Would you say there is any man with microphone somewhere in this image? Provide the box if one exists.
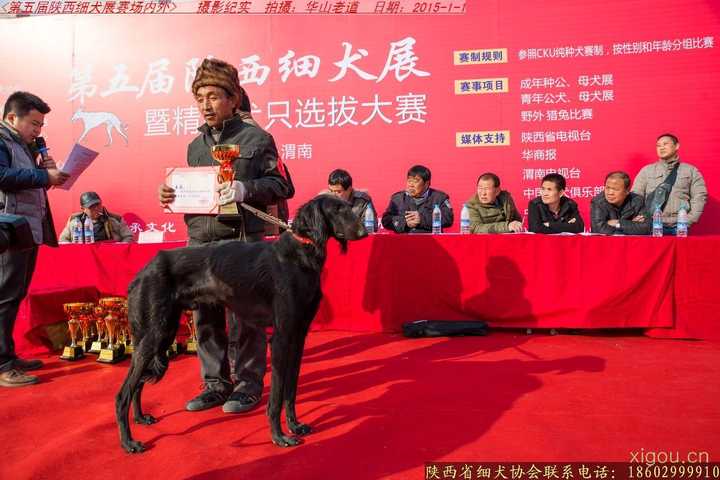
[0,91,69,387]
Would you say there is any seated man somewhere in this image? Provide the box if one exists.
[466,172,523,233]
[591,171,650,235]
[528,173,584,234]
[381,164,453,233]
[631,133,707,235]
[327,168,377,229]
[59,191,133,242]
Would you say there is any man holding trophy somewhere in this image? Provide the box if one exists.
[159,58,291,413]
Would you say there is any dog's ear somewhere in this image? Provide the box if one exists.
[293,197,329,246]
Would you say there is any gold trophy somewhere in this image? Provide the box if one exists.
[89,305,108,354]
[120,302,134,355]
[163,304,179,357]
[184,310,198,354]
[211,144,241,221]
[97,297,126,364]
[60,303,86,360]
[167,336,180,357]
[77,302,96,352]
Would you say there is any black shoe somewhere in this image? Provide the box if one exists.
[222,391,260,413]
[13,358,43,371]
[186,388,228,412]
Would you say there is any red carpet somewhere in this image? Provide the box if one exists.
[1,331,718,480]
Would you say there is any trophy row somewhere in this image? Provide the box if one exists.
[60,300,198,364]
[59,144,239,363]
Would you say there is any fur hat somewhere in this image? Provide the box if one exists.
[191,58,245,105]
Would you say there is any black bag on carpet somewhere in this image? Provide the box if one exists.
[402,320,489,338]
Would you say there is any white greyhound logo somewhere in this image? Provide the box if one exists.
[72,108,129,146]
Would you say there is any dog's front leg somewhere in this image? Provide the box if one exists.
[285,301,318,436]
[268,331,302,447]
[284,335,311,436]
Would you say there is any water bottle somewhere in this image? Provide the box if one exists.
[364,204,375,234]
[432,204,442,234]
[460,204,470,234]
[377,219,387,234]
[676,205,688,238]
[83,216,95,243]
[71,217,83,244]
[652,206,663,238]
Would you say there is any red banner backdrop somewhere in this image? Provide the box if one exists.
[1,1,719,240]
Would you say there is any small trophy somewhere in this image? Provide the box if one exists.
[211,144,241,221]
[164,305,180,357]
[60,303,86,361]
[120,302,135,355]
[97,297,126,364]
[78,302,96,352]
[167,338,180,357]
[184,310,198,354]
[89,305,108,353]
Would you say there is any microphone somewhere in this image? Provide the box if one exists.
[35,137,49,167]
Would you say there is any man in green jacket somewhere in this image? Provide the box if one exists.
[466,172,523,233]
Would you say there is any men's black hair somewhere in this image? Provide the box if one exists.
[477,172,500,188]
[407,165,431,183]
[604,171,631,190]
[3,91,51,119]
[542,173,566,191]
[328,169,353,190]
[657,133,679,144]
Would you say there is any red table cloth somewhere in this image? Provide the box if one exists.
[14,234,720,353]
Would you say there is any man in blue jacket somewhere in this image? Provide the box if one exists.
[381,165,453,233]
[0,91,69,387]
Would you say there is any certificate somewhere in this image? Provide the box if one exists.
[164,167,219,214]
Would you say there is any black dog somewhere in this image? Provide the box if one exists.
[115,195,367,453]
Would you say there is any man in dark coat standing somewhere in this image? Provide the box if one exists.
[159,58,291,413]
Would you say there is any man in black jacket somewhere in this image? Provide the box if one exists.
[159,58,291,413]
[0,92,69,387]
[527,173,584,234]
[327,169,377,230]
[590,171,650,235]
[381,165,453,233]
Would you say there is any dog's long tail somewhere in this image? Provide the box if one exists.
[141,349,171,384]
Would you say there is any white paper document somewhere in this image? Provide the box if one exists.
[57,143,100,190]
[164,167,219,214]
[138,231,165,243]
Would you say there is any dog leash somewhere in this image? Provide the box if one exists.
[239,202,316,246]
[239,202,292,231]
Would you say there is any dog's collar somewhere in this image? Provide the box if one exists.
[292,232,315,247]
